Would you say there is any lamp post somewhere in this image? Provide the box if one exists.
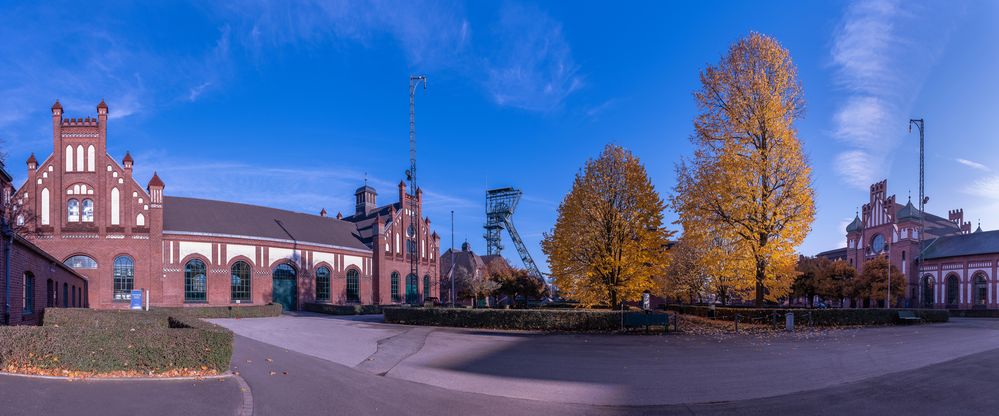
[884,241,890,309]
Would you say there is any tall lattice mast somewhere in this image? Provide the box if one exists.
[484,188,546,287]
[408,75,427,303]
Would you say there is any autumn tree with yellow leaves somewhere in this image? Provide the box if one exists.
[672,33,815,306]
[543,144,673,307]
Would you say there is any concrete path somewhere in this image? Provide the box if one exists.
[0,374,242,416]
[211,313,999,406]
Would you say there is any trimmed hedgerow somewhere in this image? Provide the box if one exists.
[665,305,949,326]
[152,304,283,319]
[303,303,383,316]
[0,308,245,376]
[384,307,624,331]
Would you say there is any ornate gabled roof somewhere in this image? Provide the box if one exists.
[147,171,164,188]
[846,215,863,233]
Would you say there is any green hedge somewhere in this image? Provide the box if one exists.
[151,304,283,319]
[303,303,383,315]
[384,307,626,331]
[0,308,244,376]
[666,305,949,326]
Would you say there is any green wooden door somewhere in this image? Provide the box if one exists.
[272,264,297,311]
[406,274,419,304]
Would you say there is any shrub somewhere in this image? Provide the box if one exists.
[384,307,627,331]
[665,305,948,326]
[1,308,245,377]
[303,303,382,315]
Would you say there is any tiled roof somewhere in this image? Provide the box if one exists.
[922,230,999,260]
[341,202,403,246]
[816,247,848,261]
[163,196,369,251]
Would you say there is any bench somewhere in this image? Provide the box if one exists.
[623,312,670,333]
[897,310,922,324]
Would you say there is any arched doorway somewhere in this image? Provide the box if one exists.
[921,275,934,307]
[406,273,419,304]
[272,263,298,311]
[946,274,960,307]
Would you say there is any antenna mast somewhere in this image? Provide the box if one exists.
[407,75,427,304]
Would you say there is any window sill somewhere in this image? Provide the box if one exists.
[184,301,208,304]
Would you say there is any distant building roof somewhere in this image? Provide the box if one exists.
[163,196,369,251]
[922,230,999,260]
[341,201,404,247]
[816,247,848,261]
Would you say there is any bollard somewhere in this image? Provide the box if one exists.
[735,314,741,333]
[785,312,795,332]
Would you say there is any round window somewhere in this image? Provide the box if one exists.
[871,234,885,253]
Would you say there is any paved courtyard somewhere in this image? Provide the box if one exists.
[4,314,999,415]
[210,313,999,406]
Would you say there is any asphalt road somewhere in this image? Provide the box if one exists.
[231,332,999,416]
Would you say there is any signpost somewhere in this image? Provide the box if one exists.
[130,289,143,310]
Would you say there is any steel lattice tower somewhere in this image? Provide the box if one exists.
[484,188,546,287]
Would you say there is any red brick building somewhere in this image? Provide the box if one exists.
[1,160,88,325]
[826,179,999,309]
[12,101,440,310]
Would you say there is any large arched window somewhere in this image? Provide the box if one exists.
[113,256,134,301]
[65,255,98,269]
[67,199,80,222]
[87,145,95,172]
[82,199,94,222]
[946,274,960,306]
[974,273,988,306]
[184,259,207,303]
[66,145,74,172]
[136,213,145,226]
[110,187,120,225]
[63,283,69,307]
[406,273,418,304]
[921,275,934,307]
[22,272,34,315]
[316,267,331,302]
[76,145,84,172]
[231,261,252,303]
[391,272,400,302]
[346,269,360,303]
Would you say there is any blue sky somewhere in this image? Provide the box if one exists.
[2,1,998,273]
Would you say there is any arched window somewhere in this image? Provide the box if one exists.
[113,256,134,301]
[41,188,50,225]
[184,259,207,303]
[67,199,79,222]
[136,213,145,226]
[22,272,34,315]
[87,145,95,172]
[922,275,934,307]
[71,285,76,307]
[63,283,68,307]
[46,279,54,307]
[391,272,400,302]
[65,255,98,269]
[66,145,74,171]
[110,187,120,225]
[82,199,94,222]
[974,274,988,306]
[346,269,360,303]
[424,275,431,301]
[231,261,252,303]
[406,273,418,304]
[76,145,84,172]
[16,214,24,226]
[946,274,960,306]
[316,267,331,302]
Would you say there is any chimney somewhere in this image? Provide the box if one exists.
[320,208,327,217]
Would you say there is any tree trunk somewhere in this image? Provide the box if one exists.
[754,260,766,307]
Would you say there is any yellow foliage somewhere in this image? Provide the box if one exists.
[543,144,674,307]
[671,32,815,305]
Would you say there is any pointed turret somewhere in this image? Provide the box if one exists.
[26,153,37,170]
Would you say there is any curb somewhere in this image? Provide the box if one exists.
[233,372,254,416]
[0,370,233,382]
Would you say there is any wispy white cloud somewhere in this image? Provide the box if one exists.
[484,2,582,112]
[964,175,999,200]
[956,158,991,172]
[828,0,961,189]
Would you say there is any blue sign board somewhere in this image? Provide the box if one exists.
[130,290,143,310]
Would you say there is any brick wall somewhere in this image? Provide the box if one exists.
[0,235,88,325]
